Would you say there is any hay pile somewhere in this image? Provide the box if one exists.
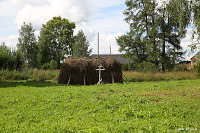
[58,57,122,85]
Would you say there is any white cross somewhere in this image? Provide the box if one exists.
[96,64,105,84]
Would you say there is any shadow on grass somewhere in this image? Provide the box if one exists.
[0,80,68,88]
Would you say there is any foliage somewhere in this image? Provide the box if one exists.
[190,1,200,51]
[0,69,59,81]
[0,70,31,80]
[0,43,24,70]
[50,60,58,70]
[38,16,76,67]
[31,69,59,81]
[72,30,92,57]
[136,61,159,73]
[122,63,129,71]
[0,80,199,132]
[0,43,12,70]
[117,0,191,72]
[17,22,38,68]
[40,63,50,70]
[196,62,200,77]
[173,64,188,71]
[122,63,135,71]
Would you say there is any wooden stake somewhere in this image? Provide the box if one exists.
[111,72,114,84]
[84,74,86,85]
[67,75,71,85]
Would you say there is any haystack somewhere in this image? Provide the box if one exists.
[58,57,122,85]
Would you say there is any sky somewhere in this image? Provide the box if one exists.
[0,0,197,60]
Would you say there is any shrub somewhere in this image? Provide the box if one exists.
[0,69,59,81]
[31,70,58,81]
[50,60,58,70]
[136,62,158,73]
[173,64,188,71]
[0,70,31,80]
[122,64,129,71]
[41,63,50,70]
[0,43,24,70]
[196,62,200,77]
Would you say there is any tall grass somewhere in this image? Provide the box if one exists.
[0,69,59,81]
[123,71,198,82]
[0,69,198,82]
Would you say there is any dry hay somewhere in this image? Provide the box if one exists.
[58,57,123,85]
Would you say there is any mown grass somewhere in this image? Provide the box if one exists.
[0,80,200,132]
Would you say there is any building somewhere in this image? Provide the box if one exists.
[188,52,200,69]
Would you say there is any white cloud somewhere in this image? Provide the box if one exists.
[0,0,128,54]
[5,0,195,56]
[15,0,91,29]
[75,22,96,41]
[90,32,124,54]
[87,0,124,10]
[0,35,18,48]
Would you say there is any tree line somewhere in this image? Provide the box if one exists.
[0,16,91,70]
[117,0,200,72]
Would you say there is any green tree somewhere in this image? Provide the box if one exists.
[190,0,200,51]
[116,32,147,63]
[117,0,190,72]
[0,42,24,70]
[38,16,76,67]
[13,49,24,70]
[72,30,92,57]
[118,0,159,66]
[157,0,190,72]
[0,43,12,70]
[17,22,38,68]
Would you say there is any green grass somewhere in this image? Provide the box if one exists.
[123,71,198,82]
[0,80,200,132]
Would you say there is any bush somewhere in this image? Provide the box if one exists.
[173,64,188,71]
[0,69,59,81]
[41,63,50,70]
[136,62,158,73]
[196,62,200,77]
[122,64,129,71]
[0,43,24,70]
[50,60,58,70]
[0,70,31,80]
[122,63,135,71]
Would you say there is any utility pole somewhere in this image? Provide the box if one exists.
[97,32,99,58]
[110,45,111,56]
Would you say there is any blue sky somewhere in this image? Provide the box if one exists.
[0,0,196,59]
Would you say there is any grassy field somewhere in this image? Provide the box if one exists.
[0,80,200,132]
[123,71,198,82]
[1,69,198,82]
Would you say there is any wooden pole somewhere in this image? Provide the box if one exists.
[67,75,71,85]
[84,73,86,85]
[110,45,111,56]
[97,32,99,58]
[111,72,114,84]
